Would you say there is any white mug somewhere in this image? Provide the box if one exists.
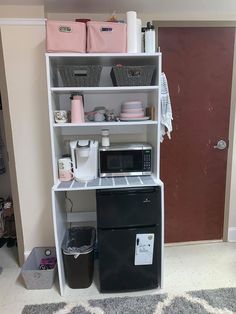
[58,157,73,181]
[54,110,68,123]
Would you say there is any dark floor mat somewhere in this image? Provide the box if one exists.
[7,238,16,248]
[0,238,7,248]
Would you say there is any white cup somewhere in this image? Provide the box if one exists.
[58,157,73,181]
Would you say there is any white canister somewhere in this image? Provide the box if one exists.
[101,129,110,147]
[58,157,73,181]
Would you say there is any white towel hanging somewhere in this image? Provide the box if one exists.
[160,72,173,142]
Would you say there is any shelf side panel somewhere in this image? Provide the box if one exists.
[52,190,67,296]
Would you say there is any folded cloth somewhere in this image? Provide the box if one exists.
[0,128,5,175]
[160,72,173,142]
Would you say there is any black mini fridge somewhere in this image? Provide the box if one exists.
[96,186,162,292]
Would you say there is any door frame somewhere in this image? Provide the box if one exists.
[154,21,236,242]
[0,29,25,265]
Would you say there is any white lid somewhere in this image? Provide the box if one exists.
[101,129,109,136]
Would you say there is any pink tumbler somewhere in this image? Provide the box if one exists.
[71,94,85,123]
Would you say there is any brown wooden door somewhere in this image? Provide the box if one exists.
[158,27,235,242]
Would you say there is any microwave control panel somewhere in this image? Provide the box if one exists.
[143,150,152,172]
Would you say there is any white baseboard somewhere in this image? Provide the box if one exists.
[165,239,223,247]
[228,227,236,242]
[24,250,31,261]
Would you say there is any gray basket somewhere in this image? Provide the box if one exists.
[110,65,155,86]
[21,247,57,290]
[55,65,102,87]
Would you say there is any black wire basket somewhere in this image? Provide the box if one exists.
[54,65,102,87]
[110,65,155,86]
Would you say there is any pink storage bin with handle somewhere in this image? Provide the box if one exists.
[46,20,86,53]
[87,21,127,53]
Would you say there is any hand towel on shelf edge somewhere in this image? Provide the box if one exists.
[160,72,173,142]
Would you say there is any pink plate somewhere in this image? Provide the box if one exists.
[121,108,144,113]
[120,112,145,118]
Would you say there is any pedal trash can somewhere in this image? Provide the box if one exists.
[62,227,96,289]
[21,247,57,290]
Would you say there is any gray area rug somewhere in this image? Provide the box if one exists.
[22,287,236,314]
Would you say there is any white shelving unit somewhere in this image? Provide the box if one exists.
[45,52,164,296]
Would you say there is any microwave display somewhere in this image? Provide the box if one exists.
[105,151,142,172]
[99,144,152,177]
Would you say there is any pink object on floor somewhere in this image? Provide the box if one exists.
[87,21,127,53]
[46,20,86,52]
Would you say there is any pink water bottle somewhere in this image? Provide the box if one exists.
[71,94,85,123]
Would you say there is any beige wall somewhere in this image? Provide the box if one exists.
[226,31,236,236]
[0,5,44,18]
[0,25,54,254]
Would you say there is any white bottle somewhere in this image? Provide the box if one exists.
[145,22,156,53]
[101,129,110,147]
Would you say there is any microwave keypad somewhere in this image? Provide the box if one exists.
[143,151,151,171]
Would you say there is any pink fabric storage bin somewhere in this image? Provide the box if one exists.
[46,20,86,53]
[87,21,127,53]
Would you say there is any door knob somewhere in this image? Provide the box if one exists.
[214,140,227,150]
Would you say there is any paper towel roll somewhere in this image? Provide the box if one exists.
[127,11,137,53]
[137,18,142,53]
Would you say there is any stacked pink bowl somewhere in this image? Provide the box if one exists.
[120,101,147,121]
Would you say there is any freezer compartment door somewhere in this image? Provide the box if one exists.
[98,225,161,292]
[96,186,161,228]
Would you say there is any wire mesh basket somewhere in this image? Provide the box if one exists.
[54,65,102,87]
[110,65,155,86]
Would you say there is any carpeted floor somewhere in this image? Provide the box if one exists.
[22,287,236,314]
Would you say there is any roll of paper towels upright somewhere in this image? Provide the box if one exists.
[137,18,142,53]
[127,11,138,53]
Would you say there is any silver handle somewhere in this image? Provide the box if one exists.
[214,140,227,150]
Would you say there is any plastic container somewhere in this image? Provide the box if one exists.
[21,247,57,290]
[62,227,96,289]
[145,22,156,53]
[54,65,102,87]
[101,129,110,147]
[46,20,86,53]
[110,65,155,86]
[87,21,127,53]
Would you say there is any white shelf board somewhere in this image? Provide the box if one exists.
[46,52,162,58]
[53,175,161,192]
[50,86,159,94]
[53,121,157,128]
